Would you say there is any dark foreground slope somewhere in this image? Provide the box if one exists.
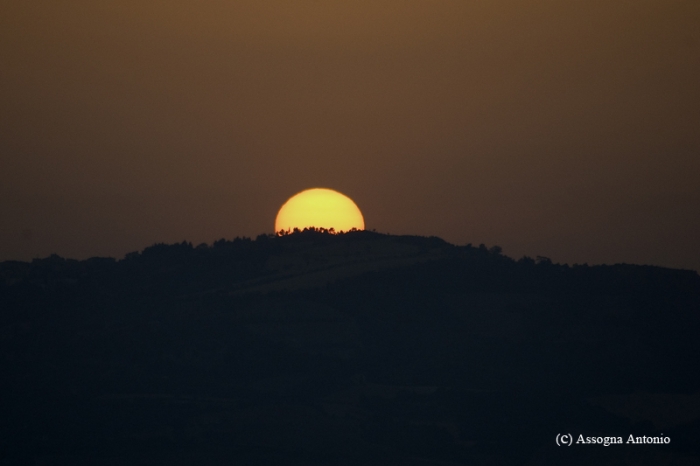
[2,230,700,465]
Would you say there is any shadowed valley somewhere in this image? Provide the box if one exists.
[2,230,700,465]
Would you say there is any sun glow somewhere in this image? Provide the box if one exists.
[275,188,365,234]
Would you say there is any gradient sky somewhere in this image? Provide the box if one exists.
[1,1,699,270]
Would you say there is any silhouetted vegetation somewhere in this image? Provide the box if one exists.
[1,231,699,464]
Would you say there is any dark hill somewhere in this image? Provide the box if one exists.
[2,230,700,465]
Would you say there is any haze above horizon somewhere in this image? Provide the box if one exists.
[1,1,698,271]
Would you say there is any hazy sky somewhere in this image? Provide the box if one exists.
[1,1,699,270]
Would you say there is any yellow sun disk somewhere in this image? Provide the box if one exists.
[275,188,365,233]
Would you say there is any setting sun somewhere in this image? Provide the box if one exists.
[275,188,365,234]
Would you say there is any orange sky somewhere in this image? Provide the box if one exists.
[1,1,699,270]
